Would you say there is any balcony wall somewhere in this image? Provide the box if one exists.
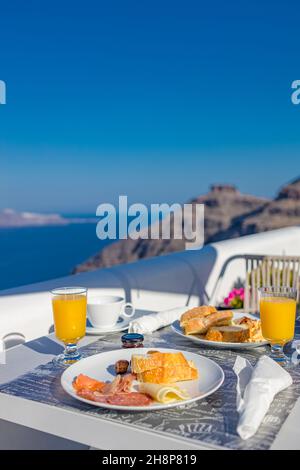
[0,226,300,346]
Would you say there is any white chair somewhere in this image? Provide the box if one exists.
[209,254,300,313]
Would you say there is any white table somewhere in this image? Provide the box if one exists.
[0,333,300,450]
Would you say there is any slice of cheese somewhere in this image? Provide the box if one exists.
[139,383,190,403]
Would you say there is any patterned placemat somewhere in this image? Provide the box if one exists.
[1,325,300,450]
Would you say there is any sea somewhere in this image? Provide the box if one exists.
[0,222,115,291]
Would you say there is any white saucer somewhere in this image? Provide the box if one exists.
[86,316,130,335]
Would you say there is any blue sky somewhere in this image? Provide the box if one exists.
[0,0,300,212]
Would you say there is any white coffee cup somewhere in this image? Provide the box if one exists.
[87,295,135,329]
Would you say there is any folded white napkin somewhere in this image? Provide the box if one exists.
[233,355,292,440]
[128,307,187,334]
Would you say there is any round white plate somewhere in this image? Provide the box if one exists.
[86,316,130,335]
[172,312,269,349]
[61,347,224,411]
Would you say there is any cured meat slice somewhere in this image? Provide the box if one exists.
[107,392,152,406]
[77,389,109,403]
[73,373,151,407]
[119,373,135,393]
[73,374,106,392]
[102,375,122,394]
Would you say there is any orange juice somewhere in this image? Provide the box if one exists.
[260,297,296,344]
[52,294,87,343]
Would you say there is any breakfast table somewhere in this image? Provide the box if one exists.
[0,311,300,450]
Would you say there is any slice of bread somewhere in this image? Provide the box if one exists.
[205,324,250,343]
[131,352,189,374]
[137,363,199,384]
[184,310,233,335]
[180,305,217,327]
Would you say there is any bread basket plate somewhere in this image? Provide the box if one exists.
[172,312,269,349]
[61,347,224,411]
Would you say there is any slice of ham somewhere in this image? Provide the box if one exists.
[73,372,152,407]
[73,374,106,392]
[77,389,109,403]
[77,389,151,406]
[107,392,152,406]
[102,375,122,394]
[101,373,136,394]
[119,373,136,393]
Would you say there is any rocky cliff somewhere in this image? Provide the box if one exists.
[74,178,300,273]
[73,184,268,272]
[214,177,300,240]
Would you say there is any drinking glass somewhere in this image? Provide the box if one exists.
[51,287,87,366]
[259,286,297,365]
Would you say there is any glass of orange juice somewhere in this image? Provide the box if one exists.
[51,287,87,366]
[259,286,297,365]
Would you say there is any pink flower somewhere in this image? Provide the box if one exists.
[223,287,245,308]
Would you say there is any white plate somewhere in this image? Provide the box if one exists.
[86,316,130,335]
[171,312,269,349]
[61,347,224,411]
